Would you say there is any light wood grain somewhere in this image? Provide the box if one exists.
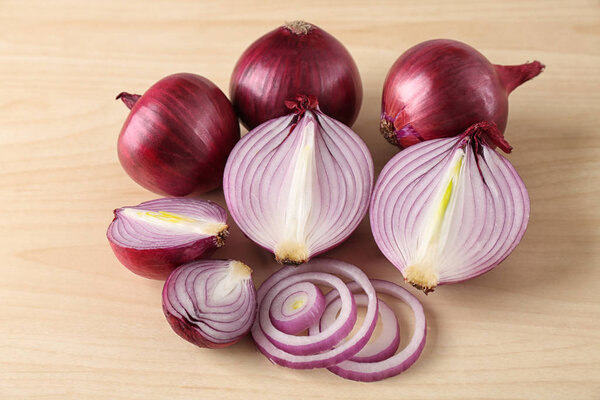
[1,0,599,398]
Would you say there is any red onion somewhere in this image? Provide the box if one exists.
[230,21,362,130]
[117,73,240,196]
[223,96,373,265]
[380,39,544,148]
[252,259,378,369]
[371,122,530,293]
[162,259,257,349]
[107,197,228,279]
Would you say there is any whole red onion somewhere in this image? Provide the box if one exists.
[117,73,240,196]
[380,39,544,149]
[230,21,362,130]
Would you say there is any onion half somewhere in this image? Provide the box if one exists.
[162,259,257,348]
[107,198,228,279]
[223,97,373,265]
[371,122,530,293]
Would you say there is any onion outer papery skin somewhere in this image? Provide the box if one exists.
[117,73,240,196]
[162,259,257,349]
[313,293,400,363]
[380,39,544,149]
[370,125,530,293]
[230,21,362,130]
[107,198,228,280]
[251,258,378,369]
[223,108,374,265]
[321,280,427,382]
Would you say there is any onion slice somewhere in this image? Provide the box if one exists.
[370,122,530,293]
[323,280,427,382]
[107,197,228,279]
[251,258,378,369]
[314,293,400,363]
[162,259,257,349]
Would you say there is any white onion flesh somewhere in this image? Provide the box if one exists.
[370,130,529,293]
[223,109,373,264]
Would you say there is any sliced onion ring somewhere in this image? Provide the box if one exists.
[313,293,400,363]
[325,279,427,382]
[251,258,378,369]
[270,282,325,335]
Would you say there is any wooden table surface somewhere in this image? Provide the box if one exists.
[1,0,599,398]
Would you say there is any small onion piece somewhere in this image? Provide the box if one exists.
[320,280,427,382]
[162,259,257,349]
[269,282,326,335]
[380,39,544,149]
[117,73,240,196]
[107,197,228,279]
[230,21,362,130]
[223,96,374,265]
[371,122,530,293]
[251,258,378,369]
[314,293,400,363]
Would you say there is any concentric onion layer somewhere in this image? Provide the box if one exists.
[223,110,374,264]
[270,282,326,335]
[322,280,427,382]
[370,134,529,292]
[107,197,228,279]
[162,259,257,348]
[314,293,400,363]
[251,259,378,369]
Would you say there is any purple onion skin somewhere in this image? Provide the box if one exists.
[380,39,544,149]
[108,236,219,280]
[230,22,362,130]
[117,73,240,196]
[163,307,237,349]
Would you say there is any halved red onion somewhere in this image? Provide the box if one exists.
[223,97,374,265]
[371,122,530,293]
[270,282,325,335]
[107,197,228,279]
[162,259,257,349]
[251,258,378,369]
[315,293,400,363]
[322,280,427,382]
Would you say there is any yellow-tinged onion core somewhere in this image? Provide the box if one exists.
[120,208,228,236]
[405,151,464,291]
